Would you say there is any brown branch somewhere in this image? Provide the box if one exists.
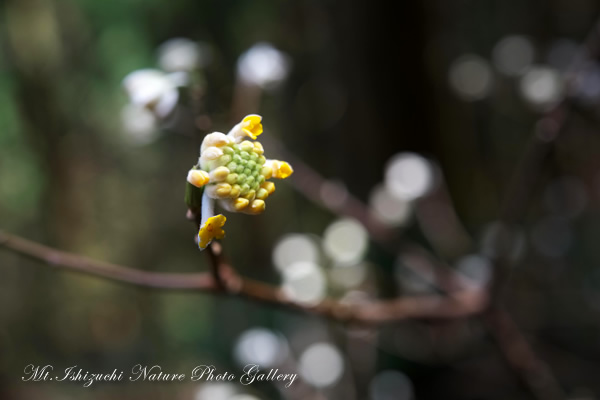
[0,229,487,325]
[484,307,566,400]
[478,16,600,400]
[260,136,477,298]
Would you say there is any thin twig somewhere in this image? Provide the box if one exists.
[484,307,565,400]
[192,211,227,290]
[0,229,487,325]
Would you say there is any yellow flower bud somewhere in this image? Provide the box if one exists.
[233,197,250,211]
[248,199,266,214]
[202,132,230,148]
[240,140,254,153]
[230,184,241,198]
[210,166,230,182]
[187,169,210,188]
[215,183,232,197]
[260,181,276,195]
[261,166,273,179]
[253,141,264,155]
[256,188,269,200]
[243,190,256,201]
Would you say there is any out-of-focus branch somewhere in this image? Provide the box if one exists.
[247,19,600,398]
[260,136,398,246]
[478,16,600,400]
[484,307,565,400]
[261,135,476,296]
[0,229,216,290]
[0,229,487,325]
[264,119,564,398]
[413,180,474,259]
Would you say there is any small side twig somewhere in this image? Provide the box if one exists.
[205,241,242,293]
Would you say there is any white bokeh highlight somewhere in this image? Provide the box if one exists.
[519,66,563,109]
[384,153,435,201]
[329,262,368,289]
[323,218,369,265]
[234,328,287,368]
[492,35,534,76]
[272,234,320,272]
[299,343,344,388]
[282,262,327,305]
[195,383,237,400]
[369,184,412,226]
[448,55,493,101]
[229,395,262,400]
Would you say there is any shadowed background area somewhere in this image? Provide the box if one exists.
[1,0,600,399]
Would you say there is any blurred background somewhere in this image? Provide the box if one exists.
[1,0,600,399]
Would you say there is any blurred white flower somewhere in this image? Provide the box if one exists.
[120,104,159,145]
[157,38,211,71]
[237,42,290,89]
[122,69,188,118]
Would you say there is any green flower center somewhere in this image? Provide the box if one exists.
[217,141,266,195]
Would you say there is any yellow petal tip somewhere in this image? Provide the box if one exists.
[241,114,263,139]
[273,161,293,179]
[198,215,227,249]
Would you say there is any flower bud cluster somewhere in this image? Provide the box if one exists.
[186,114,293,249]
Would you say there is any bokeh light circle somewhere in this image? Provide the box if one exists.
[299,343,344,387]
